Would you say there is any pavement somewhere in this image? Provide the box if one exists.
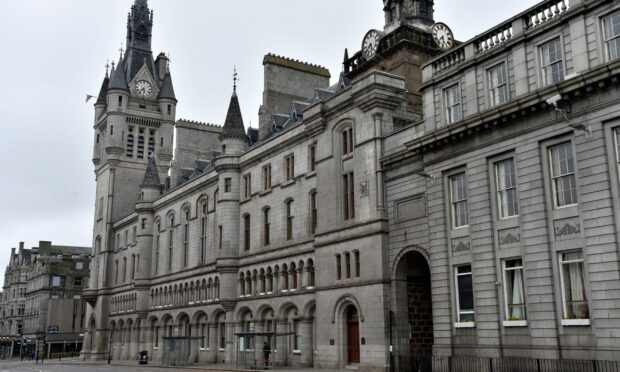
[0,358,343,372]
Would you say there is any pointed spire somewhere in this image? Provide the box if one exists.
[96,67,110,105]
[108,56,128,91]
[158,69,176,100]
[343,48,349,63]
[222,85,245,138]
[140,155,161,189]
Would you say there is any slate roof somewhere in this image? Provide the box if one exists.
[158,71,176,100]
[140,156,161,189]
[109,57,129,91]
[96,73,109,105]
[221,92,245,137]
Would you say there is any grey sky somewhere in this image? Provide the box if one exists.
[0,0,539,274]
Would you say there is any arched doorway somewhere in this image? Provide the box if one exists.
[345,306,360,365]
[393,250,433,372]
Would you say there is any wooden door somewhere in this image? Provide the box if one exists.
[346,307,360,364]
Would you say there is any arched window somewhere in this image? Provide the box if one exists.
[182,208,190,268]
[137,136,145,159]
[167,213,174,273]
[200,199,207,264]
[114,260,119,284]
[282,264,289,290]
[342,127,353,156]
[286,200,294,241]
[243,214,251,251]
[154,220,160,275]
[291,262,297,289]
[263,208,271,246]
[310,191,318,235]
[130,254,135,280]
[239,273,245,296]
[122,257,127,282]
[148,137,155,157]
[126,134,134,158]
[307,259,315,288]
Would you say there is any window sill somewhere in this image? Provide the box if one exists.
[305,172,316,179]
[503,320,527,327]
[282,180,295,188]
[259,189,272,197]
[293,350,301,354]
[454,322,475,329]
[561,319,590,326]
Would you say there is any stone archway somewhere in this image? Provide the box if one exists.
[345,305,360,365]
[392,249,433,372]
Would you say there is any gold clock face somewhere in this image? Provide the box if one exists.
[362,30,381,59]
[136,80,152,97]
[432,22,454,50]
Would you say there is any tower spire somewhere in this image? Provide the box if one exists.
[233,67,239,94]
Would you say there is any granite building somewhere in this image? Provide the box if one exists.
[0,241,90,359]
[81,0,620,371]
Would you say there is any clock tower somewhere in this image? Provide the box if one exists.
[344,0,443,113]
[84,0,176,359]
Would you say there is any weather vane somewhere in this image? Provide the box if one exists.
[119,43,124,59]
[233,67,239,92]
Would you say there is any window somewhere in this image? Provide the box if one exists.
[126,134,134,158]
[603,12,620,61]
[131,254,136,280]
[114,260,119,284]
[137,136,145,159]
[214,190,219,211]
[540,38,564,86]
[560,251,589,319]
[616,129,620,180]
[495,158,518,218]
[243,174,252,198]
[343,172,355,221]
[122,257,127,282]
[155,223,160,275]
[309,144,316,172]
[308,260,315,287]
[73,294,81,300]
[336,254,342,280]
[183,210,189,267]
[167,104,172,115]
[285,155,295,181]
[345,253,351,279]
[455,265,475,322]
[342,127,353,156]
[200,201,207,264]
[243,215,251,251]
[148,137,155,157]
[224,178,232,193]
[200,323,207,349]
[51,276,61,287]
[118,96,123,108]
[503,259,526,321]
[263,208,271,246]
[293,320,301,352]
[444,84,461,124]
[133,226,137,244]
[168,220,174,272]
[549,142,577,207]
[286,200,294,240]
[75,262,83,270]
[74,277,83,287]
[310,192,318,234]
[354,251,360,278]
[488,63,508,107]
[263,165,272,190]
[219,323,226,349]
[218,225,223,250]
[450,173,469,228]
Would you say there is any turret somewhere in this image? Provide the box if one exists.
[106,57,129,160]
[139,156,162,202]
[219,87,247,155]
[93,70,109,166]
[157,67,176,165]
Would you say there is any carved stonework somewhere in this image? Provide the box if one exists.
[452,240,470,254]
[498,228,521,248]
[554,218,581,239]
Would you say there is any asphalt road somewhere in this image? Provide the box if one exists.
[0,361,205,372]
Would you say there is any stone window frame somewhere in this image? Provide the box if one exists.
[198,197,208,264]
[243,173,252,199]
[454,264,475,326]
[493,156,519,220]
[285,199,295,241]
[308,142,317,173]
[448,171,469,229]
[243,213,251,252]
[181,205,191,268]
[443,82,462,125]
[262,164,272,190]
[486,60,510,108]
[501,258,527,326]
[547,140,579,209]
[601,9,620,62]
[262,206,271,247]
[285,154,295,182]
[538,35,566,87]
[153,218,161,276]
[309,189,318,235]
[558,250,591,326]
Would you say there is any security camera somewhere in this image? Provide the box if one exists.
[545,94,562,107]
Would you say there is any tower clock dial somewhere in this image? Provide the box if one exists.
[362,30,382,60]
[135,80,152,97]
[431,22,454,50]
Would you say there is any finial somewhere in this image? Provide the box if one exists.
[105,60,110,77]
[111,60,116,70]
[119,43,124,60]
[233,67,239,93]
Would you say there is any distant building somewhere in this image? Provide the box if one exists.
[0,241,90,359]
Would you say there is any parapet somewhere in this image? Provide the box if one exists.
[263,53,331,78]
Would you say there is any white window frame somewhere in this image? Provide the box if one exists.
[487,62,509,107]
[548,142,578,208]
[454,265,475,325]
[615,128,620,182]
[602,11,620,61]
[502,259,527,325]
[539,37,565,86]
[444,84,462,124]
[449,173,469,228]
[495,158,519,219]
[559,251,590,324]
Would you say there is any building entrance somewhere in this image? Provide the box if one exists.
[346,306,360,364]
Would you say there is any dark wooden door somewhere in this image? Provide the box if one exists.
[347,307,360,364]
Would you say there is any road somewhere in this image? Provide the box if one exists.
[0,361,229,372]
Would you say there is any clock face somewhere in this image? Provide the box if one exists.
[135,80,152,97]
[362,30,381,59]
[432,22,454,50]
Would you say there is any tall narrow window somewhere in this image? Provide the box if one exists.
[148,137,155,157]
[310,192,318,234]
[308,260,315,287]
[503,259,526,321]
[286,201,294,240]
[244,174,252,199]
[155,223,160,275]
[354,251,360,278]
[167,104,172,115]
[243,215,251,251]
[126,134,134,158]
[130,254,136,281]
[200,323,207,349]
[549,142,577,207]
[114,261,119,284]
[450,173,469,228]
[137,136,145,159]
[218,225,222,250]
[336,255,342,280]
[444,84,461,124]
[183,210,189,268]
[122,258,127,282]
[168,216,174,272]
[285,155,295,181]
[560,251,589,320]
[495,158,518,218]
[219,322,226,349]
[615,129,620,180]
[540,38,564,86]
[200,201,207,264]
[603,12,620,61]
[309,144,316,172]
[342,127,353,156]
[224,178,232,193]
[214,190,218,212]
[118,96,123,108]
[455,265,475,322]
[345,253,351,279]
[488,63,508,107]
[263,208,271,246]
[343,173,355,220]
[263,165,272,190]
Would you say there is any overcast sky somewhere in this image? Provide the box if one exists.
[0,0,539,275]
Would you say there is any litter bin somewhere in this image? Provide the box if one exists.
[139,350,148,365]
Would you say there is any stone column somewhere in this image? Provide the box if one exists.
[207,322,218,363]
[225,309,236,364]
[275,320,289,366]
[188,323,198,363]
[300,317,314,367]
